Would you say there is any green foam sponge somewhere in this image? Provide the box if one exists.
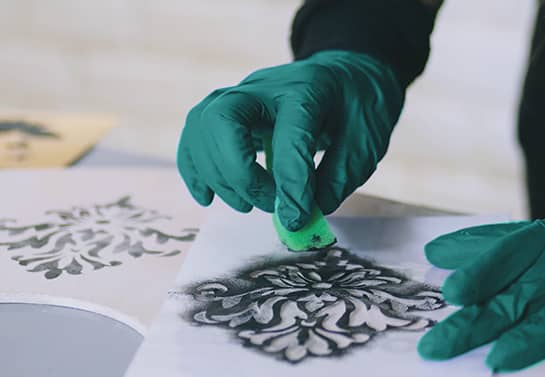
[272,200,337,252]
[263,135,337,252]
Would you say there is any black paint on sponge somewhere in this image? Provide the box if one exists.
[273,203,337,252]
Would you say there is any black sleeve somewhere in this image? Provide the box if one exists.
[290,0,444,88]
[518,1,545,219]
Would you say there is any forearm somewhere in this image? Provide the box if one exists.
[290,0,443,88]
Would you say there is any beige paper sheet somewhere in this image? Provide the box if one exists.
[0,110,115,168]
[0,169,205,334]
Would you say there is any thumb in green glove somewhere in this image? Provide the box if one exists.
[418,220,545,372]
[177,50,404,231]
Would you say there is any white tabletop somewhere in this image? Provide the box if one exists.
[1,145,454,377]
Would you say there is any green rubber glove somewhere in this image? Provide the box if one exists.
[418,220,545,372]
[177,50,404,231]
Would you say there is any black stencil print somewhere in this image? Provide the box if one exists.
[185,248,445,363]
[0,120,59,138]
[0,120,60,162]
[0,196,197,279]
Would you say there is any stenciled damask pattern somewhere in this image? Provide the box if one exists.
[0,196,197,279]
[185,248,445,363]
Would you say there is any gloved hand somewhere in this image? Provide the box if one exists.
[177,50,404,231]
[418,220,545,372]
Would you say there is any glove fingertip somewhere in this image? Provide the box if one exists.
[441,276,464,305]
[424,239,445,266]
[441,271,478,306]
[486,306,545,372]
[178,164,214,207]
[190,188,214,207]
[277,201,311,232]
[316,191,339,216]
[315,183,343,216]
[417,330,451,360]
[485,352,507,373]
[278,211,309,232]
[241,187,274,213]
[243,170,276,213]
[215,192,253,214]
[485,347,525,373]
[424,248,461,271]
[260,199,275,214]
[237,204,253,214]
[424,235,482,270]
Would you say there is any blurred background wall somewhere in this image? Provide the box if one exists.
[0,0,537,217]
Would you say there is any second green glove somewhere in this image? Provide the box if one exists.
[419,220,545,372]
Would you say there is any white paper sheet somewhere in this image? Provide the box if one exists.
[126,210,545,376]
[0,169,205,333]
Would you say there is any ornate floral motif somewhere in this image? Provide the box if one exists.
[0,196,197,279]
[186,248,445,363]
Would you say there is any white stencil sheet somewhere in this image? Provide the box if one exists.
[126,210,545,376]
[0,169,204,334]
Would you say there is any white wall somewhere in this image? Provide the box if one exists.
[365,1,536,217]
[0,0,536,217]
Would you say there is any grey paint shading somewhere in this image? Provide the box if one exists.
[0,120,60,161]
[184,248,445,363]
[0,120,59,138]
[0,197,197,279]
